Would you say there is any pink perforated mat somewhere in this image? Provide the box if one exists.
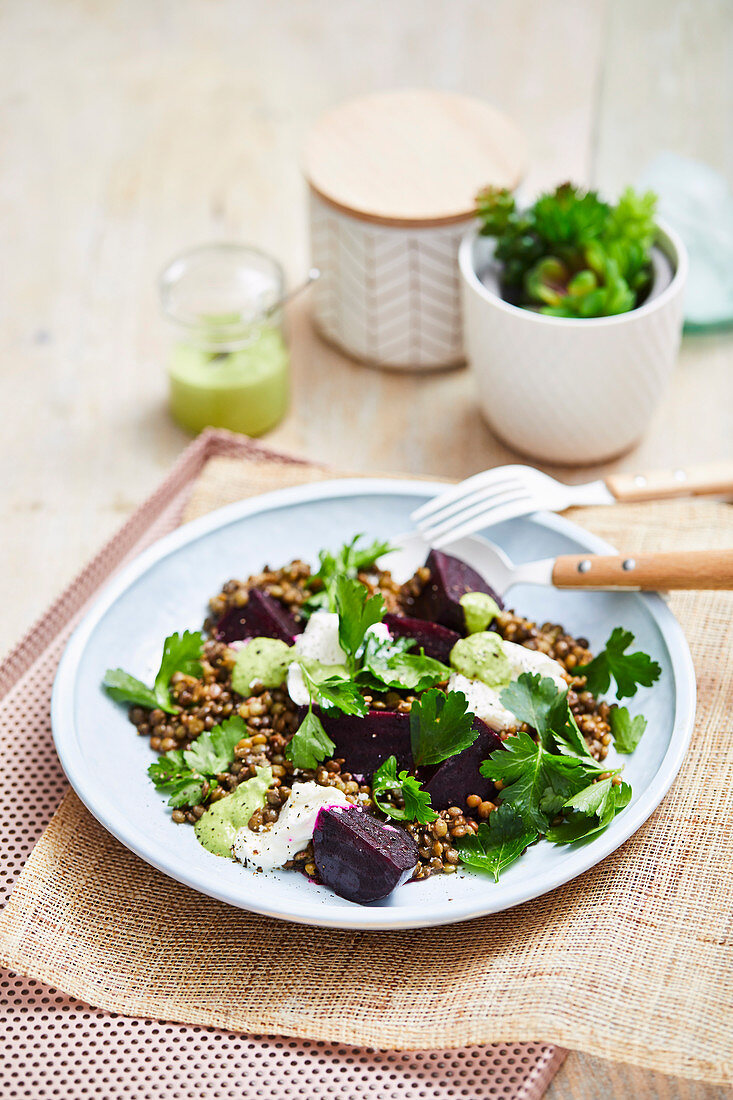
[0,430,566,1100]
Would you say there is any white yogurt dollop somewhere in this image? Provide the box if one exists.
[232,781,349,870]
[287,611,344,705]
[295,611,346,665]
[286,611,391,705]
[501,640,567,690]
[448,639,567,731]
[448,673,517,730]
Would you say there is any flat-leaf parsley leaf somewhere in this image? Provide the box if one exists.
[154,631,205,705]
[360,632,451,693]
[286,709,337,770]
[455,804,536,882]
[300,663,368,717]
[303,535,392,615]
[499,674,562,745]
[183,715,247,775]
[148,714,245,807]
[371,755,437,823]
[409,688,477,767]
[335,576,386,671]
[104,630,204,715]
[545,780,632,844]
[480,730,592,832]
[103,670,159,712]
[499,672,594,760]
[576,628,661,700]
[148,753,206,808]
[479,672,610,832]
[610,706,648,753]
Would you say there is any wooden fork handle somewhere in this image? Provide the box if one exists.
[552,549,733,590]
[605,462,733,503]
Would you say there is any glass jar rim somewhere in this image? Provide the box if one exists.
[159,242,286,333]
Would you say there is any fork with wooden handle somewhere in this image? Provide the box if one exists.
[413,462,733,548]
[551,549,733,590]
[386,535,733,595]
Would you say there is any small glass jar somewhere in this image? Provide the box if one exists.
[160,243,290,437]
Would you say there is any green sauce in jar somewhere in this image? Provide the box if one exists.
[160,245,290,437]
[168,325,289,437]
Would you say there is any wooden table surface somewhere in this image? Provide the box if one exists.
[1,1,731,1095]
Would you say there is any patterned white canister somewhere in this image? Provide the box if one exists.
[304,90,527,372]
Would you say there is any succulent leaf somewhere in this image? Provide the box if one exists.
[475,182,658,319]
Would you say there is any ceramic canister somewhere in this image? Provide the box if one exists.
[303,90,527,371]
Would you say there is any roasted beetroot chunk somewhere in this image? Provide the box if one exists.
[216,589,303,644]
[308,708,412,776]
[419,718,503,811]
[408,550,503,633]
[383,614,460,664]
[313,804,419,904]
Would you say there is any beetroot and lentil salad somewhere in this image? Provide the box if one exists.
[103,537,661,905]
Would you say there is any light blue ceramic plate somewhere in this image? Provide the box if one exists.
[51,479,696,930]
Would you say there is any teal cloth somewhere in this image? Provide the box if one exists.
[639,153,733,331]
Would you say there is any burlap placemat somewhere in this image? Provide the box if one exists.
[1,452,731,1085]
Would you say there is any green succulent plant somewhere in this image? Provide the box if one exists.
[475,182,658,318]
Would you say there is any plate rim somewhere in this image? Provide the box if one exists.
[51,477,696,930]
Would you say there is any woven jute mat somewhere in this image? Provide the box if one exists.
[1,447,731,1086]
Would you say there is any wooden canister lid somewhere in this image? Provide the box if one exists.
[304,89,527,227]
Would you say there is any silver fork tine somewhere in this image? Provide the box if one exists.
[431,495,539,548]
[418,485,531,541]
[411,467,523,521]
[421,488,533,543]
[415,477,524,529]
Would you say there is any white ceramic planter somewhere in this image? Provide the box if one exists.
[459,221,688,465]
